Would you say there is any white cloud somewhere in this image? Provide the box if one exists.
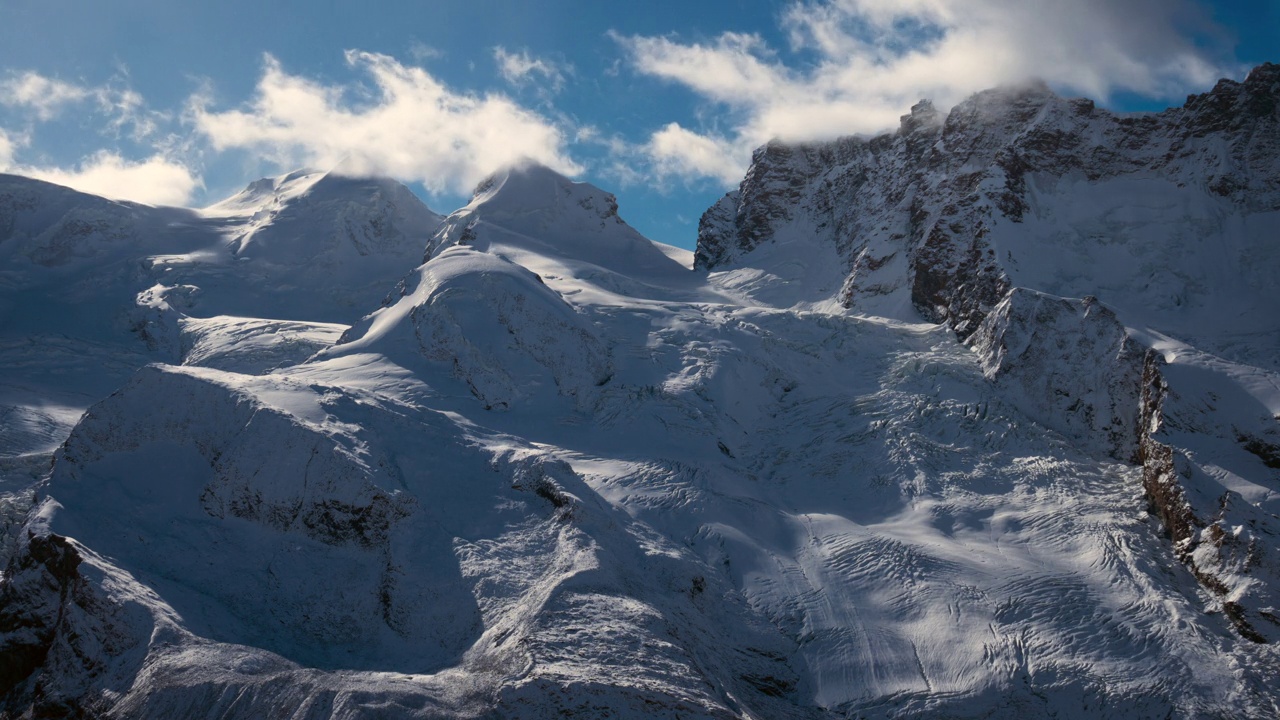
[618,0,1234,183]
[0,70,164,140]
[409,42,444,61]
[0,128,18,167]
[622,32,784,107]
[0,72,91,121]
[493,47,569,94]
[646,123,747,186]
[99,86,162,140]
[16,152,200,206]
[0,73,193,205]
[191,51,582,195]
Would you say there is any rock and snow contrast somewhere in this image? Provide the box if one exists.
[1,67,1279,718]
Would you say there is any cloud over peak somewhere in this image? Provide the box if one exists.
[191,51,582,196]
[0,2,1246,208]
[618,0,1236,183]
[0,128,197,206]
[16,152,200,206]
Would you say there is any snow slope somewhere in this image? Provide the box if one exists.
[0,169,442,481]
[2,69,1280,718]
[0,167,442,581]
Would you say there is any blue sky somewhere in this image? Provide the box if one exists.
[0,0,1275,249]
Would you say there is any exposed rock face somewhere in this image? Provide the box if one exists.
[697,63,1280,336]
[0,533,84,702]
[969,290,1145,460]
[700,64,1280,646]
[0,530,150,717]
[1136,353,1280,645]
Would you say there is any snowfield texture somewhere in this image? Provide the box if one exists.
[1,67,1279,719]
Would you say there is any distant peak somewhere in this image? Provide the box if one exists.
[308,166,410,194]
[206,164,432,218]
[900,99,940,135]
[320,154,408,182]
[968,78,1057,105]
[1245,61,1279,86]
[204,170,321,215]
[282,167,322,183]
[942,78,1065,133]
[467,160,619,222]
[1182,62,1278,134]
[425,159,684,277]
[472,160,576,199]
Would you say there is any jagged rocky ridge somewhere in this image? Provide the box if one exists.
[0,70,1278,718]
[699,63,1280,645]
[699,65,1279,335]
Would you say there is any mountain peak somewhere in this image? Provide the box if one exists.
[1181,62,1279,136]
[205,164,432,219]
[1245,61,1280,87]
[468,160,620,225]
[203,169,322,217]
[445,158,631,250]
[900,99,941,135]
[424,159,685,277]
[195,165,443,282]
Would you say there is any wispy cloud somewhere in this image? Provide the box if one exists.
[2,147,199,206]
[493,47,570,94]
[617,0,1234,184]
[0,128,19,167]
[0,69,166,141]
[191,51,582,195]
[0,74,197,205]
[409,42,444,62]
[21,152,199,206]
[99,85,165,141]
[0,72,91,121]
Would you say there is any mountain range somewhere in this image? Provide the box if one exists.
[0,64,1278,718]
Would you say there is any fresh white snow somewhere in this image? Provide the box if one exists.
[2,72,1279,718]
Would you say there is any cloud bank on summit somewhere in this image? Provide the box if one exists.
[0,0,1267,230]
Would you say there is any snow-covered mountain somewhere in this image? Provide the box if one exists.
[1,67,1278,719]
[0,168,442,489]
[699,61,1280,650]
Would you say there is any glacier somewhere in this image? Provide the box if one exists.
[0,67,1278,718]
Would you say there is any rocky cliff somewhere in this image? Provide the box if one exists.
[700,63,1280,647]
